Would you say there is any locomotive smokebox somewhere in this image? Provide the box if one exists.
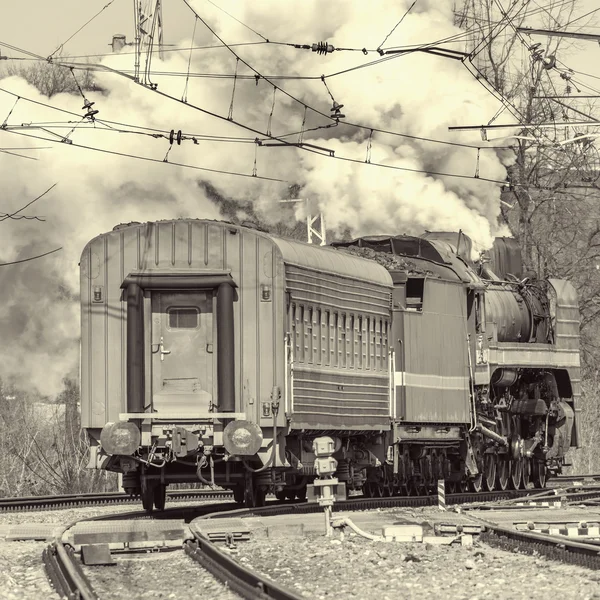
[100,421,141,456]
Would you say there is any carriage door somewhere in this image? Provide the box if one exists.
[151,291,214,414]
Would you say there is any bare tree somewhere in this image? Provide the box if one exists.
[0,57,101,97]
[455,0,600,470]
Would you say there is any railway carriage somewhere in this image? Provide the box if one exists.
[80,219,579,509]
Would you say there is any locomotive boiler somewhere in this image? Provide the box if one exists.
[79,220,579,509]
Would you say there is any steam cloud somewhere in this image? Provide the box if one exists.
[0,0,511,395]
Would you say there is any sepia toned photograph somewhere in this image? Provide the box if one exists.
[0,1,600,598]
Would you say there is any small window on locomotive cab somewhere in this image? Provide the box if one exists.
[167,307,200,329]
[405,278,424,312]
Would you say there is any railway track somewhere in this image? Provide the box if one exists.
[0,488,233,512]
[43,541,98,600]
[549,474,600,485]
[477,518,600,570]
[38,483,600,599]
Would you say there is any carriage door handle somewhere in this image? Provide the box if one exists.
[158,336,171,361]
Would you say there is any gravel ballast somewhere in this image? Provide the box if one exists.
[83,550,241,600]
[0,541,60,600]
[227,505,600,600]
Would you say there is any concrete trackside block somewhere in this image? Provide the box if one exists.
[81,544,114,566]
[382,525,423,542]
[190,519,251,542]
[68,520,189,550]
[0,524,62,542]
[434,523,483,536]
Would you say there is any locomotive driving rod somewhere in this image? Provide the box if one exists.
[474,424,508,446]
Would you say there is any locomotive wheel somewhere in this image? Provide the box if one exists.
[255,486,266,507]
[496,459,510,491]
[484,455,497,492]
[244,483,266,507]
[296,486,307,501]
[140,479,154,512]
[401,482,413,496]
[532,461,547,488]
[233,486,245,504]
[509,460,523,490]
[413,481,428,496]
[469,473,484,493]
[522,458,532,489]
[459,479,469,493]
[153,484,166,511]
[275,490,287,501]
[362,482,373,498]
[369,481,384,497]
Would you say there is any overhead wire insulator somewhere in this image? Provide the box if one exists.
[330,101,345,120]
[169,129,182,145]
[312,41,335,55]
[82,99,98,121]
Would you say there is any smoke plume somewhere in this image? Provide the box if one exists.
[0,0,511,395]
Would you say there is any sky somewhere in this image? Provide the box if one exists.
[0,0,598,396]
[1,0,599,77]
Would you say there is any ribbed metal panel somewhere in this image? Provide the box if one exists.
[285,266,390,317]
[286,261,392,429]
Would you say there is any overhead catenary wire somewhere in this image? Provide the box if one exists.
[0,10,520,186]
[202,0,269,42]
[14,49,515,152]
[377,0,419,53]
[0,246,62,266]
[0,182,57,222]
[47,0,116,60]
[1,127,288,182]
[0,149,38,160]
[0,84,509,186]
[2,36,513,152]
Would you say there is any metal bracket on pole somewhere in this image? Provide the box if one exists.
[278,198,327,245]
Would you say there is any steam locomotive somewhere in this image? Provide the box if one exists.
[80,220,579,509]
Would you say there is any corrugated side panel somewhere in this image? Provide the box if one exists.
[286,264,392,429]
[80,220,285,429]
[400,279,471,423]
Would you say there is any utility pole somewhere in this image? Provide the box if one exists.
[278,199,327,245]
[133,0,164,84]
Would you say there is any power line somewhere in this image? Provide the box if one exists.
[561,6,600,28]
[201,0,268,42]
[0,82,508,185]
[0,149,38,160]
[38,53,513,152]
[1,127,287,182]
[377,0,418,52]
[47,0,116,60]
[0,246,62,266]
[0,183,57,222]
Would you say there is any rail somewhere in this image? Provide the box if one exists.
[43,541,98,600]
[0,488,233,512]
[39,484,600,600]
[185,537,304,600]
[477,518,600,570]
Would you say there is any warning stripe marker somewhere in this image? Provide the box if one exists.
[438,479,446,512]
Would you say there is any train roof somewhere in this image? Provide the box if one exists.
[93,219,393,289]
[271,236,393,288]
